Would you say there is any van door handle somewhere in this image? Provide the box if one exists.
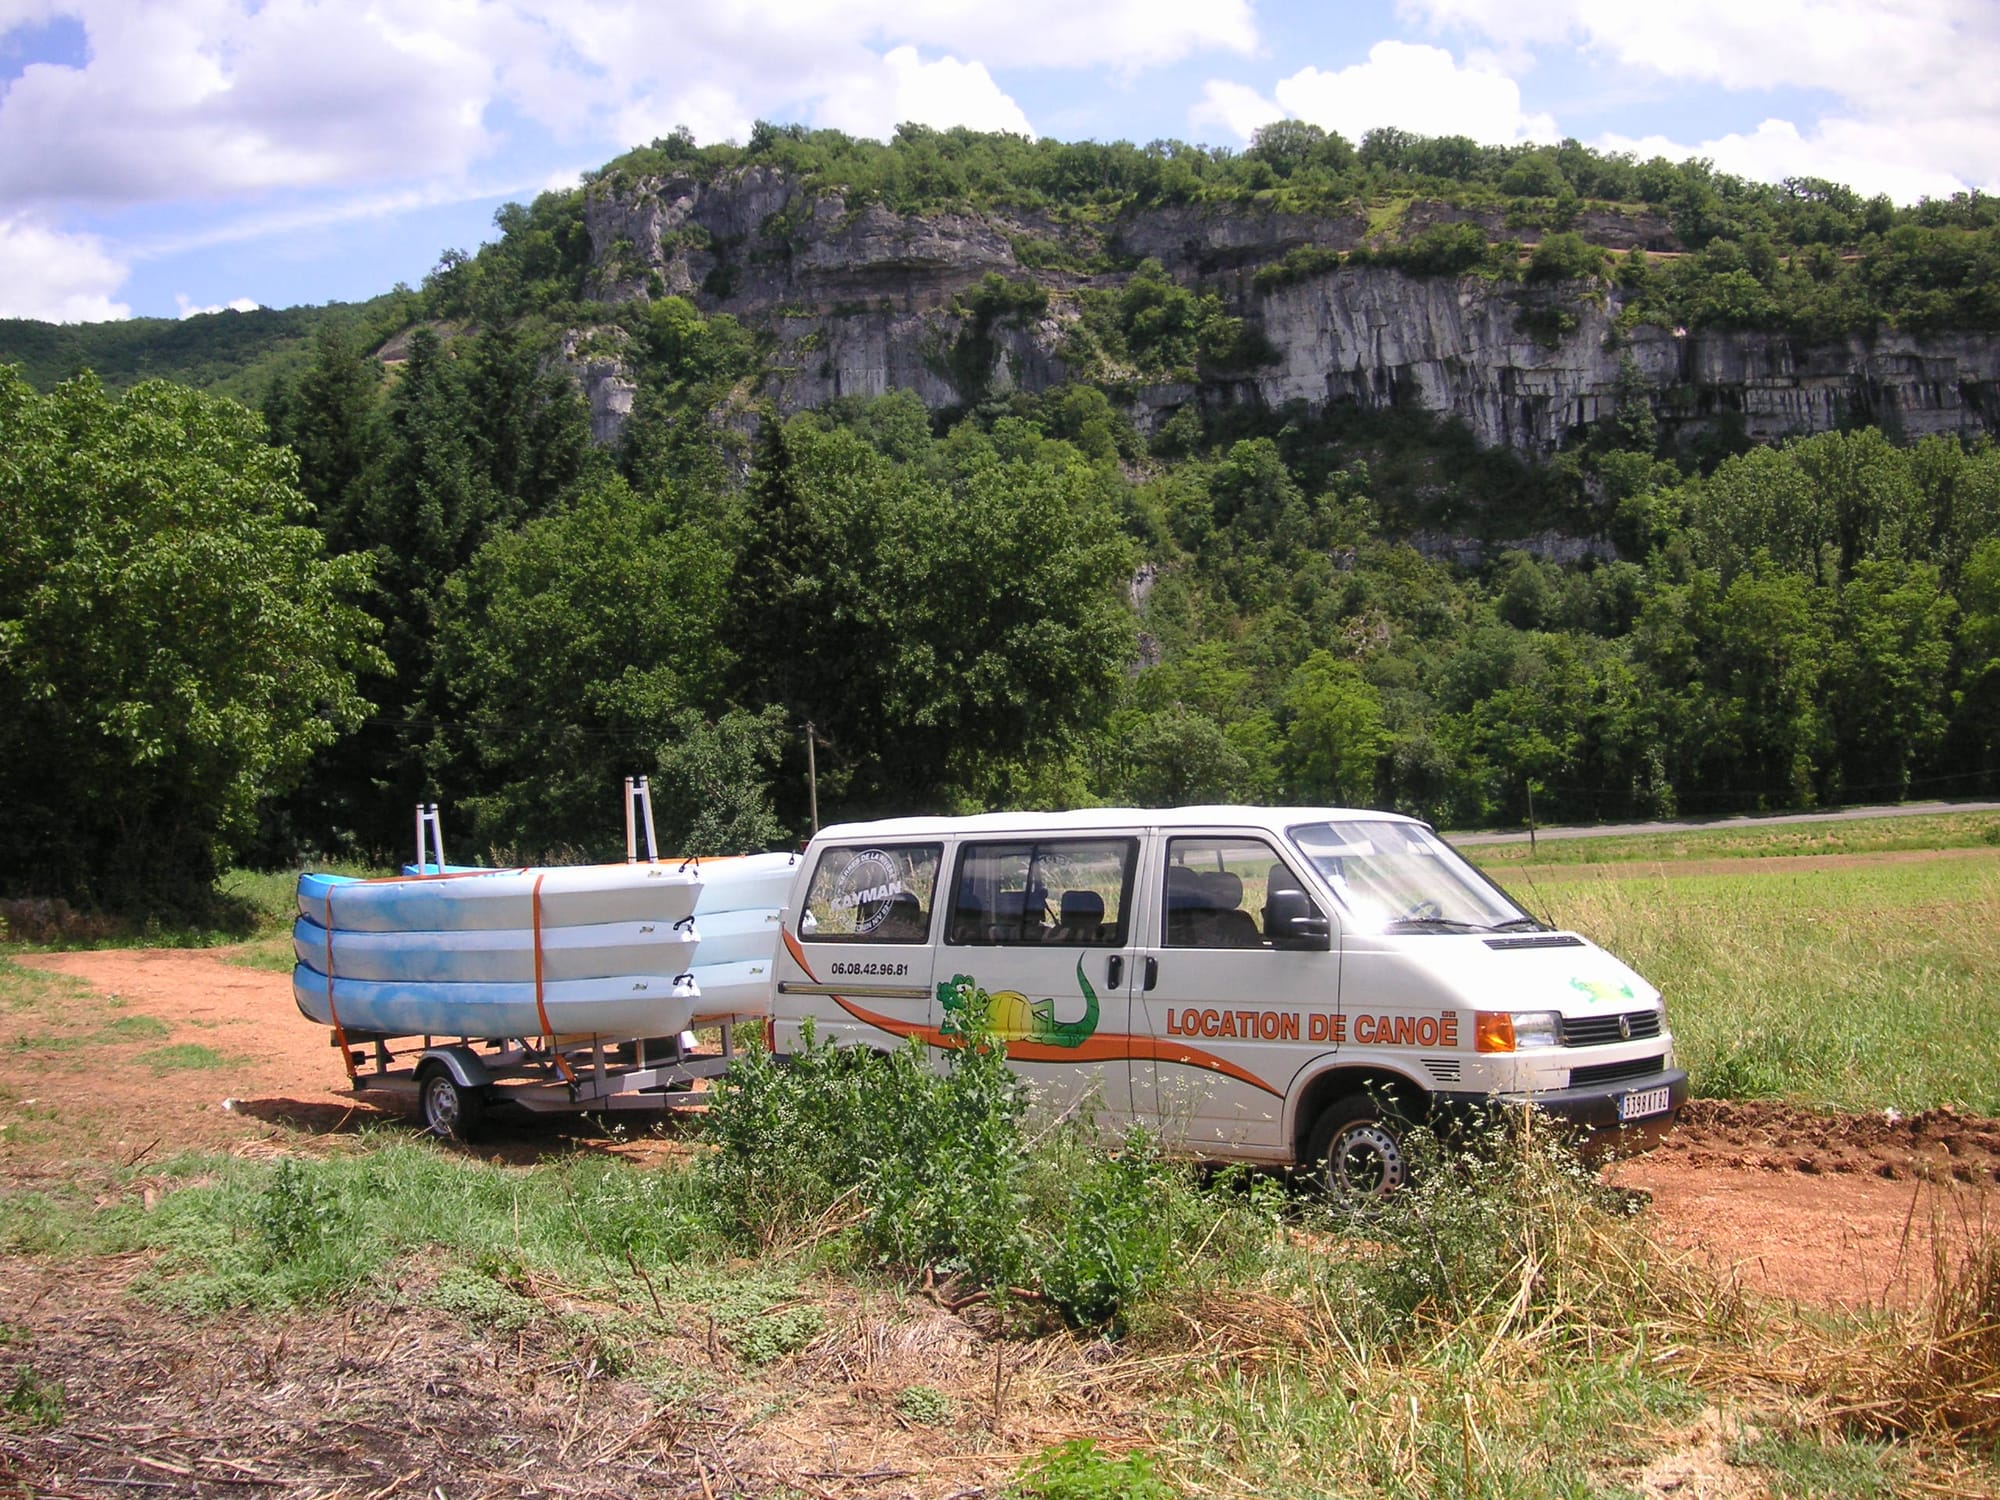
[1106,955,1123,989]
[1142,957,1158,991]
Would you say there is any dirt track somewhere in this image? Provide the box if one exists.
[7,946,1998,1310]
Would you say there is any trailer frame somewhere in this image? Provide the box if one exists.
[336,1022,752,1137]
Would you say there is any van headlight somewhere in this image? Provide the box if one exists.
[1474,1010,1561,1052]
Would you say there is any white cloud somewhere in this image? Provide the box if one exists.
[0,214,128,320]
[1597,118,1978,204]
[0,0,1245,213]
[1402,0,1991,100]
[815,46,1032,142]
[1197,40,1557,148]
[875,0,1256,73]
[174,293,260,318]
[1401,0,2000,199]
[132,174,551,259]
[1190,80,1282,142]
[0,0,502,204]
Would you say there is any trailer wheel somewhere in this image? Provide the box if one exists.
[417,1066,483,1141]
[1306,1094,1410,1197]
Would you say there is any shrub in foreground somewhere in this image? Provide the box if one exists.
[700,1012,1227,1327]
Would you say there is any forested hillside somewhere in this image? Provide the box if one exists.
[5,123,2000,910]
[0,291,415,404]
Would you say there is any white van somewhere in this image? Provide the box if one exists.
[770,806,1686,1191]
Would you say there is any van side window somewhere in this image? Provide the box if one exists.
[948,839,1136,946]
[800,844,942,943]
[1162,837,1320,949]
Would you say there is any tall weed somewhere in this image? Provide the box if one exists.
[700,1014,1236,1327]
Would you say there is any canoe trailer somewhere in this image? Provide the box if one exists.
[334,782,771,1139]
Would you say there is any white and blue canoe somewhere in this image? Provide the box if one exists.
[292,855,797,1041]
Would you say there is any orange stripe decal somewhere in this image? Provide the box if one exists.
[779,931,1282,1099]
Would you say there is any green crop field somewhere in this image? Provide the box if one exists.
[1465,809,2000,869]
[1486,841,2000,1114]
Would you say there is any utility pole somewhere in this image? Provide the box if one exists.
[804,721,820,836]
[1526,779,1538,855]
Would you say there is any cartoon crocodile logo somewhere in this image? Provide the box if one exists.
[937,959,1100,1048]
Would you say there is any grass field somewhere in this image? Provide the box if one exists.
[1465,809,2000,868]
[1496,848,2000,1115]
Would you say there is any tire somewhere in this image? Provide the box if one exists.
[1305,1094,1411,1197]
[417,1066,483,1141]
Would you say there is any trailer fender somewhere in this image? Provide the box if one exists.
[416,1046,495,1090]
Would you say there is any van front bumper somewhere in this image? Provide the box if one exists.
[1434,1067,1690,1133]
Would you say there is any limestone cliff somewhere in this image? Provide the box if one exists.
[574,167,2000,456]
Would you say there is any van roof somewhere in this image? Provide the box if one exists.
[810,806,1427,842]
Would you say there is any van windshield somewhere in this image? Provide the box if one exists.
[1286,820,1536,934]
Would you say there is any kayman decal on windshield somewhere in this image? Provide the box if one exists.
[828,848,905,934]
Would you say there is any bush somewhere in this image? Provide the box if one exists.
[1010,1439,1175,1500]
[1526,231,1608,283]
[1323,1107,1639,1339]
[701,1009,1233,1327]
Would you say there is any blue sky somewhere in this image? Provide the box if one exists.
[2,0,1996,323]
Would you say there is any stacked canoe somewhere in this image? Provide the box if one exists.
[291,853,798,1041]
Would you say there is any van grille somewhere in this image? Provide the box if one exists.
[1483,934,1584,951]
[1568,1054,1666,1087]
[1561,1011,1662,1047]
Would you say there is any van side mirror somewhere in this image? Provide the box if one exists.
[1267,890,1331,951]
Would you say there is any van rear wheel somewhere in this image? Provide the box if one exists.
[1306,1095,1410,1197]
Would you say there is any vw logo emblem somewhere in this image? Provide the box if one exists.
[1618,1014,1632,1040]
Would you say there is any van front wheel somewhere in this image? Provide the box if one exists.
[1306,1096,1410,1197]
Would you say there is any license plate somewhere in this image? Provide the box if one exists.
[1618,1086,1671,1122]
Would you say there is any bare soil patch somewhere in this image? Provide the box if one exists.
[3,950,695,1174]
[1610,1100,2000,1310]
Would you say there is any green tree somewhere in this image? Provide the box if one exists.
[430,476,748,856]
[726,417,1133,815]
[1825,561,1955,798]
[1110,705,1253,806]
[1707,564,1831,808]
[0,370,380,910]
[460,321,594,523]
[1280,652,1386,805]
[268,321,383,554]
[334,328,504,850]
[1947,538,2000,787]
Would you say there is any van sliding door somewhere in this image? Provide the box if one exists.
[937,835,1139,1134]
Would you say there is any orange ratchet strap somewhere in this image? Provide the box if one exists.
[323,890,357,1081]
[531,873,576,1086]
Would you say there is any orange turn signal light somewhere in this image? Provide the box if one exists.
[1474,1012,1517,1053]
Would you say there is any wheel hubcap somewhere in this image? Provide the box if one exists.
[1330,1122,1406,1195]
[424,1077,460,1135]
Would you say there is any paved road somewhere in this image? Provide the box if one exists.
[1450,799,2000,846]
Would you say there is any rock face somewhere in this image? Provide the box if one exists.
[575,167,2000,457]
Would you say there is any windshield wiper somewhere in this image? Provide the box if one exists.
[1386,914,1545,934]
[1385,916,1491,934]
